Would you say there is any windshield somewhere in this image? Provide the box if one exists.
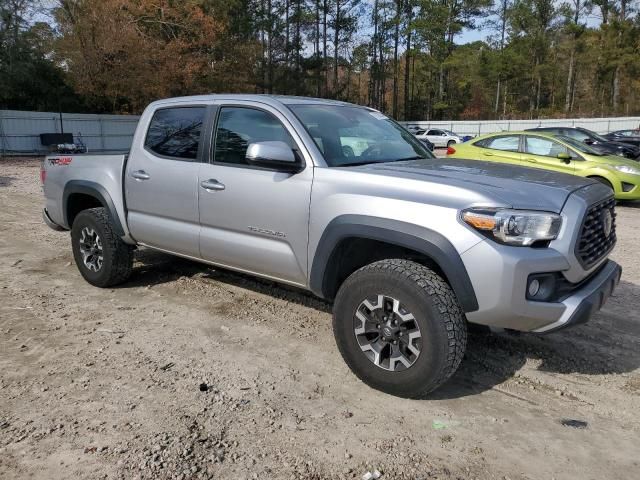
[585,130,609,142]
[557,135,604,155]
[289,105,434,167]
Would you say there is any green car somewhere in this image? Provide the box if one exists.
[447,131,640,200]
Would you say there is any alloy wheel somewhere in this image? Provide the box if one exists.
[354,294,422,371]
[79,227,103,272]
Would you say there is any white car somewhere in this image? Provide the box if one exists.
[415,128,462,148]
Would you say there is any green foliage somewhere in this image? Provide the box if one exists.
[0,0,639,118]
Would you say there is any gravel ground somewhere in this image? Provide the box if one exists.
[1,158,639,480]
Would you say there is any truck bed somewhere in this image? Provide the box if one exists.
[42,153,131,239]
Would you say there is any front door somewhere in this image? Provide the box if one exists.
[198,103,313,286]
[522,135,576,175]
[125,105,208,257]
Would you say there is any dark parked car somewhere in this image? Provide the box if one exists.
[604,129,640,148]
[527,126,640,160]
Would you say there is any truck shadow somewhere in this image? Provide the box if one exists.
[123,249,639,400]
[120,248,332,313]
[432,279,640,399]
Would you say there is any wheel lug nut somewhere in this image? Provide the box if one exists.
[398,331,403,336]
[376,324,380,329]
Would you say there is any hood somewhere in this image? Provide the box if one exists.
[594,140,639,154]
[353,158,595,213]
[588,153,640,168]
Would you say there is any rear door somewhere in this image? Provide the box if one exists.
[476,134,524,164]
[125,105,209,257]
[197,102,313,286]
[522,135,576,175]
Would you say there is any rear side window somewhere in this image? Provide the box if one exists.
[481,135,520,151]
[145,107,206,160]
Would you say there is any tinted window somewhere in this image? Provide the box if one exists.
[214,107,295,166]
[525,136,570,157]
[427,129,442,135]
[483,135,520,151]
[145,107,205,160]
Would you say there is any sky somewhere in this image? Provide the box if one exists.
[457,10,606,45]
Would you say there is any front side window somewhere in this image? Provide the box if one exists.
[525,136,571,158]
[427,129,443,136]
[214,107,296,166]
[145,107,205,160]
[483,135,520,152]
[290,105,432,167]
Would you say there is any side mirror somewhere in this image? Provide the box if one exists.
[557,152,572,163]
[246,141,302,173]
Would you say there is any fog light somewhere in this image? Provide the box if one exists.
[528,279,541,297]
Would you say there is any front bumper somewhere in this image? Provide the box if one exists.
[43,208,67,231]
[532,260,621,333]
[462,235,621,332]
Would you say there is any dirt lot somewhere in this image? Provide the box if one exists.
[1,158,639,480]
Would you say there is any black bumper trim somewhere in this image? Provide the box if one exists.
[540,260,622,334]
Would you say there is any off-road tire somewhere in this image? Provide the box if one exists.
[71,207,133,287]
[333,259,467,398]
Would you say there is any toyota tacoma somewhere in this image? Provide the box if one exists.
[42,95,622,398]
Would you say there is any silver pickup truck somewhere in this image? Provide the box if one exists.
[42,95,622,397]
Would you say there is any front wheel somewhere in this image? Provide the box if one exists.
[332,259,467,398]
[71,207,133,287]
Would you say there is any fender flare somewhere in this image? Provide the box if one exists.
[309,215,479,312]
[63,180,125,236]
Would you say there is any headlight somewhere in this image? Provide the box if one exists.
[614,165,640,175]
[462,208,562,246]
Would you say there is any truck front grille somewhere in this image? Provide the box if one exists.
[575,197,616,269]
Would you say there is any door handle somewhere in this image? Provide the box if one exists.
[200,179,226,191]
[483,152,494,156]
[524,157,538,163]
[131,170,150,180]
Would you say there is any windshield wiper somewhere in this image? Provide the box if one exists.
[394,156,428,161]
[335,156,428,168]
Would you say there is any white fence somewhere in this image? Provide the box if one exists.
[400,117,640,138]
[0,109,140,156]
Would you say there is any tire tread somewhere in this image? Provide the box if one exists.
[333,258,467,398]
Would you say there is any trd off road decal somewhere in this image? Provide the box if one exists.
[48,157,73,166]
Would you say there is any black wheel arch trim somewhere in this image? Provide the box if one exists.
[309,215,479,312]
[63,180,125,236]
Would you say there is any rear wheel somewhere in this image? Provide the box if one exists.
[447,140,456,148]
[71,207,133,287]
[332,259,467,398]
